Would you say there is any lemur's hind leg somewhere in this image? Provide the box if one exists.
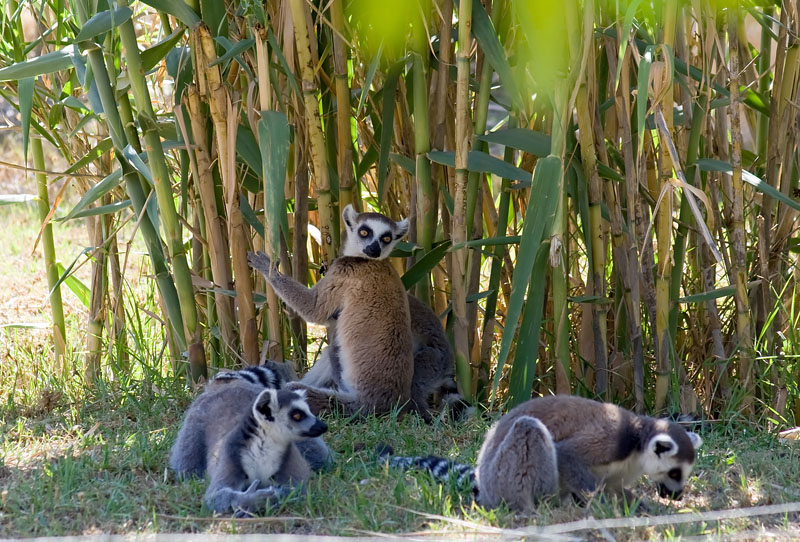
[476,416,559,512]
[554,440,600,504]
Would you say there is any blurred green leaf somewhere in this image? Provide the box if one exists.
[258,111,291,257]
[138,0,200,27]
[428,150,532,185]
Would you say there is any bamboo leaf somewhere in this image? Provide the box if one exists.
[678,287,735,303]
[449,235,521,251]
[266,27,301,99]
[0,194,36,205]
[428,150,532,185]
[74,7,133,43]
[389,153,415,175]
[377,60,405,203]
[0,45,78,81]
[55,262,91,308]
[401,240,452,290]
[240,195,265,239]
[613,0,645,91]
[697,159,800,212]
[138,0,200,27]
[19,77,33,164]
[70,199,131,219]
[60,168,123,221]
[507,242,550,407]
[142,28,186,72]
[356,43,382,118]
[469,0,521,110]
[491,155,561,403]
[122,145,155,187]
[210,37,254,68]
[258,111,291,257]
[636,45,655,150]
[0,322,49,329]
[49,248,93,306]
[476,128,550,157]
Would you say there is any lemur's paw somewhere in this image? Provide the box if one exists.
[247,251,279,278]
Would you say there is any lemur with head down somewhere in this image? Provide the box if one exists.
[381,395,703,511]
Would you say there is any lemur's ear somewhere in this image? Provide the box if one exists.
[687,431,703,450]
[342,204,358,229]
[395,218,409,239]
[253,389,278,422]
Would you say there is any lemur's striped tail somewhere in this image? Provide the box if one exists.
[377,445,477,495]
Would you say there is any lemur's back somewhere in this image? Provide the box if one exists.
[332,257,413,410]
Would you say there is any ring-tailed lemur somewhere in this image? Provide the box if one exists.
[248,204,416,417]
[381,396,703,511]
[170,379,330,514]
[295,204,470,421]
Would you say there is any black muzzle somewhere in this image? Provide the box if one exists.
[363,241,381,258]
[304,419,328,438]
[658,483,683,500]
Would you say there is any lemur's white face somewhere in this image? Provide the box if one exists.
[340,204,409,260]
[641,430,702,500]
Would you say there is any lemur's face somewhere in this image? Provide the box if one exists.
[252,389,328,443]
[340,204,409,260]
[641,426,702,500]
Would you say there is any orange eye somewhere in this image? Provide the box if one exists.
[291,411,305,421]
[359,229,369,237]
[382,236,392,244]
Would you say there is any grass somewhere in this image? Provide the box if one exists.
[3,372,800,540]
[2,135,800,540]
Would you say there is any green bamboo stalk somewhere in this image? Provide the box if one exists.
[115,0,205,381]
[450,0,474,401]
[73,0,187,355]
[32,136,67,376]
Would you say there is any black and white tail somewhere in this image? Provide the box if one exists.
[211,365,283,389]
[378,445,477,495]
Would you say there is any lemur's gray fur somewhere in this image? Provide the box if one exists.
[295,204,469,421]
[170,378,329,514]
[382,396,703,512]
[248,204,415,417]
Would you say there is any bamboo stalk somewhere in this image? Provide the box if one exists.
[184,87,237,354]
[255,26,285,362]
[288,0,337,264]
[450,0,474,401]
[727,10,754,417]
[32,136,67,377]
[116,0,206,381]
[330,0,354,212]
[653,0,678,411]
